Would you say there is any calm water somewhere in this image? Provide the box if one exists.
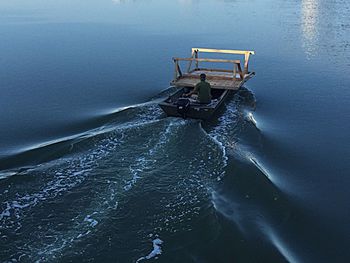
[1,0,350,262]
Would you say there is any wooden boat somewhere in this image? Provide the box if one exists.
[159,48,255,120]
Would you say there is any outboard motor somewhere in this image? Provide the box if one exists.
[176,98,190,118]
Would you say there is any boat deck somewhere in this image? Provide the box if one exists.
[171,69,255,90]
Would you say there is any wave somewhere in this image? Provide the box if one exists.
[1,93,227,261]
[0,101,165,173]
[198,87,308,262]
[1,86,297,262]
[262,223,300,263]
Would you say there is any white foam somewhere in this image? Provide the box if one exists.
[201,101,240,164]
[11,201,30,209]
[248,156,281,188]
[262,223,300,263]
[247,112,258,127]
[0,164,97,232]
[124,157,145,191]
[10,103,161,158]
[100,100,162,116]
[76,230,91,239]
[0,171,17,180]
[0,202,11,220]
[84,215,98,227]
[198,123,228,181]
[123,119,184,192]
[210,191,248,234]
[1,104,173,262]
[210,134,228,168]
[136,238,164,262]
[0,124,128,232]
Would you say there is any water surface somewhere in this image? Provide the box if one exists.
[1,0,349,262]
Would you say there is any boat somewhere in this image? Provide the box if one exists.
[159,48,255,120]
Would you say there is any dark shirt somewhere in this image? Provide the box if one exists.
[194,80,212,104]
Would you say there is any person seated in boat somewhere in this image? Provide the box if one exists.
[183,73,212,104]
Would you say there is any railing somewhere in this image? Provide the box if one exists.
[191,48,255,74]
[172,48,255,81]
[173,57,244,80]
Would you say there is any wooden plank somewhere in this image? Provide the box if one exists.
[190,47,255,75]
[243,72,255,81]
[177,62,182,77]
[244,53,250,74]
[186,52,195,73]
[233,64,237,80]
[191,48,255,56]
[174,57,241,64]
[188,69,235,76]
[189,68,236,73]
[188,73,237,80]
[182,70,246,79]
[174,60,178,80]
[171,77,243,90]
[236,63,244,80]
[181,74,238,81]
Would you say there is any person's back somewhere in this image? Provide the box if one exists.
[195,80,212,104]
[183,73,212,103]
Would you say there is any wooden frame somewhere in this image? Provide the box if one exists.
[191,48,254,74]
[173,48,254,81]
[172,48,255,90]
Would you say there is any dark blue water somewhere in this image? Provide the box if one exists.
[1,0,349,262]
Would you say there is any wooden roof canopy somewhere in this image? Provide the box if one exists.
[171,48,255,90]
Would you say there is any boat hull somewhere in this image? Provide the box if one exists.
[159,87,232,120]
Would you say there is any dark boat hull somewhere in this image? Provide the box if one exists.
[159,87,232,120]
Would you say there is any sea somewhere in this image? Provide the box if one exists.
[0,0,349,262]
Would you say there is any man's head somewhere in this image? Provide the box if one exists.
[200,73,206,81]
